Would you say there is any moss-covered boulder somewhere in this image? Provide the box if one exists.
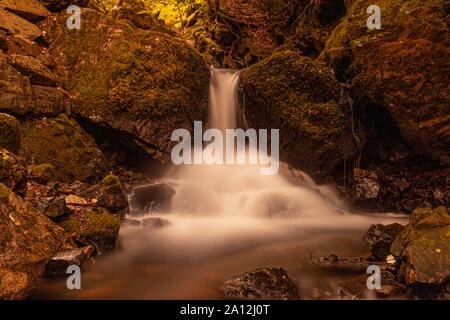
[21,114,108,183]
[0,113,21,154]
[0,148,26,191]
[0,183,67,299]
[27,163,55,183]
[320,0,449,163]
[60,210,120,253]
[391,206,450,286]
[241,51,358,179]
[41,9,209,163]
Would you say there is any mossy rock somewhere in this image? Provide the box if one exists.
[41,9,209,163]
[21,114,109,183]
[0,148,26,191]
[27,163,55,183]
[320,0,449,163]
[241,50,358,179]
[60,211,120,253]
[391,206,450,285]
[0,113,21,154]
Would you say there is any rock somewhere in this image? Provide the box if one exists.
[321,0,449,163]
[240,51,359,180]
[0,148,26,191]
[0,183,67,299]
[44,195,65,218]
[122,218,141,227]
[2,34,42,56]
[6,54,56,87]
[363,223,404,261]
[21,114,109,183]
[31,85,66,116]
[40,0,91,12]
[0,53,34,115]
[0,0,50,22]
[45,245,94,275]
[311,255,376,273]
[60,211,120,254]
[142,217,170,228]
[391,206,450,286]
[0,112,21,154]
[354,178,380,200]
[222,267,299,300]
[131,183,175,213]
[0,9,42,40]
[80,175,129,218]
[41,9,209,164]
[27,163,55,183]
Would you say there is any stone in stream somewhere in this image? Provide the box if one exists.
[363,223,404,261]
[222,267,299,300]
[142,217,170,228]
[131,183,175,213]
[45,246,95,275]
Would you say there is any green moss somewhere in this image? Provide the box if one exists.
[0,113,21,155]
[27,163,55,182]
[99,174,121,186]
[0,149,26,191]
[0,183,9,202]
[61,211,120,252]
[21,114,108,182]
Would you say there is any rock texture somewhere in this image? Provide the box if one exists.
[0,183,67,299]
[0,113,21,154]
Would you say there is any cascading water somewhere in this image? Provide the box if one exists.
[32,68,407,300]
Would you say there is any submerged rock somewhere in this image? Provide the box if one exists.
[45,246,94,275]
[0,183,67,299]
[222,267,299,300]
[142,217,170,228]
[131,183,175,213]
[363,223,404,261]
[391,206,450,286]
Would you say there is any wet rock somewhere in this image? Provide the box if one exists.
[391,206,450,286]
[0,0,50,22]
[354,178,380,200]
[80,175,129,218]
[45,246,94,276]
[0,113,21,154]
[131,183,175,213]
[222,267,299,300]
[241,51,359,180]
[122,218,141,227]
[31,85,66,116]
[0,183,67,299]
[6,54,56,87]
[0,9,42,40]
[0,148,26,191]
[311,255,376,273]
[20,114,109,183]
[142,217,170,228]
[0,53,34,115]
[363,223,404,261]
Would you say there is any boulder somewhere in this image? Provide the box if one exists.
[391,206,450,286]
[45,245,94,275]
[0,0,50,22]
[222,267,299,300]
[320,0,449,163]
[60,211,120,254]
[6,54,56,87]
[0,148,26,191]
[2,34,42,56]
[31,85,66,116]
[80,175,129,218]
[0,183,67,299]
[131,183,175,213]
[41,9,209,164]
[0,53,34,115]
[21,114,109,183]
[363,223,404,261]
[241,51,358,180]
[0,9,42,40]
[26,163,55,183]
[0,112,21,154]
